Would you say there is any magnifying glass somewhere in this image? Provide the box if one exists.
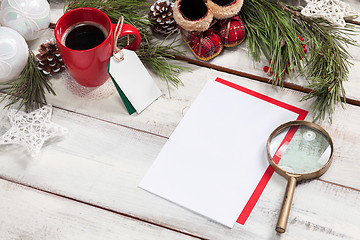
[266,120,334,233]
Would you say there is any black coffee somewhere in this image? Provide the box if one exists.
[65,23,106,50]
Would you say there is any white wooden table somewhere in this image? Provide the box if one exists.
[1,1,360,239]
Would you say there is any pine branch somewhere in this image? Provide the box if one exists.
[239,0,359,121]
[0,50,56,112]
[279,2,358,122]
[137,34,188,93]
[240,0,307,85]
[65,0,151,39]
[64,0,187,91]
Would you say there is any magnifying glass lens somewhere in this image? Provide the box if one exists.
[267,121,333,233]
[269,125,332,175]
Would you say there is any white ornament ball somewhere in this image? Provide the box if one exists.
[0,0,50,41]
[0,26,28,82]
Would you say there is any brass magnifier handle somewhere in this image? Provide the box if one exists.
[276,176,296,233]
[267,121,334,233]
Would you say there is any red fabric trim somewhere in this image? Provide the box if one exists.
[214,77,308,225]
[221,0,237,7]
[178,1,210,22]
[209,0,238,7]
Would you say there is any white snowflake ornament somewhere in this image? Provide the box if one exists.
[0,105,68,157]
[301,0,359,27]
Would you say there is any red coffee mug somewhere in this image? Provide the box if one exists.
[55,7,141,87]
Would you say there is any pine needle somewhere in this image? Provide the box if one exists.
[65,0,150,36]
[64,0,187,91]
[137,34,187,93]
[240,0,359,121]
[0,50,56,112]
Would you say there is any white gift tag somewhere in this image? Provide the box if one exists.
[108,49,162,114]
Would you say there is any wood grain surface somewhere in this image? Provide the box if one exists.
[0,0,360,239]
[0,179,200,240]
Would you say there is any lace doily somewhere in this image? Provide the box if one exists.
[62,71,116,100]
[0,105,68,157]
[301,0,359,27]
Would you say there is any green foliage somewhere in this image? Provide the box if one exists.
[300,20,356,121]
[240,0,358,121]
[138,35,187,92]
[0,50,56,112]
[240,0,306,84]
[65,0,150,36]
[64,0,186,89]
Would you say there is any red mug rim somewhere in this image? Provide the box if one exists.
[54,7,112,53]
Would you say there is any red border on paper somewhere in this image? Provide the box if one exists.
[214,78,308,225]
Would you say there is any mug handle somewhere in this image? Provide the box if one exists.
[112,23,141,51]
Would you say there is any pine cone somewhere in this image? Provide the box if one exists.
[36,39,65,76]
[148,0,177,36]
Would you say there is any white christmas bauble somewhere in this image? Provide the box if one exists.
[0,26,28,82]
[0,0,50,41]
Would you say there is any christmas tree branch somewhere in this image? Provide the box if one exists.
[240,0,307,84]
[0,50,56,112]
[240,0,359,121]
[275,0,301,17]
[137,34,188,93]
[65,0,150,35]
[300,20,356,120]
[64,0,187,90]
[279,2,358,121]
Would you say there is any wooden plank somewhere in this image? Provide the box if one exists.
[29,1,359,139]
[2,57,359,190]
[35,60,360,190]
[0,179,199,240]
[190,0,360,102]
[174,35,360,104]
[1,1,357,239]
[43,0,360,103]
[0,91,359,239]
[30,10,360,191]
[151,0,360,103]
[28,29,359,138]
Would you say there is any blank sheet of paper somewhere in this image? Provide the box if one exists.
[139,78,307,228]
